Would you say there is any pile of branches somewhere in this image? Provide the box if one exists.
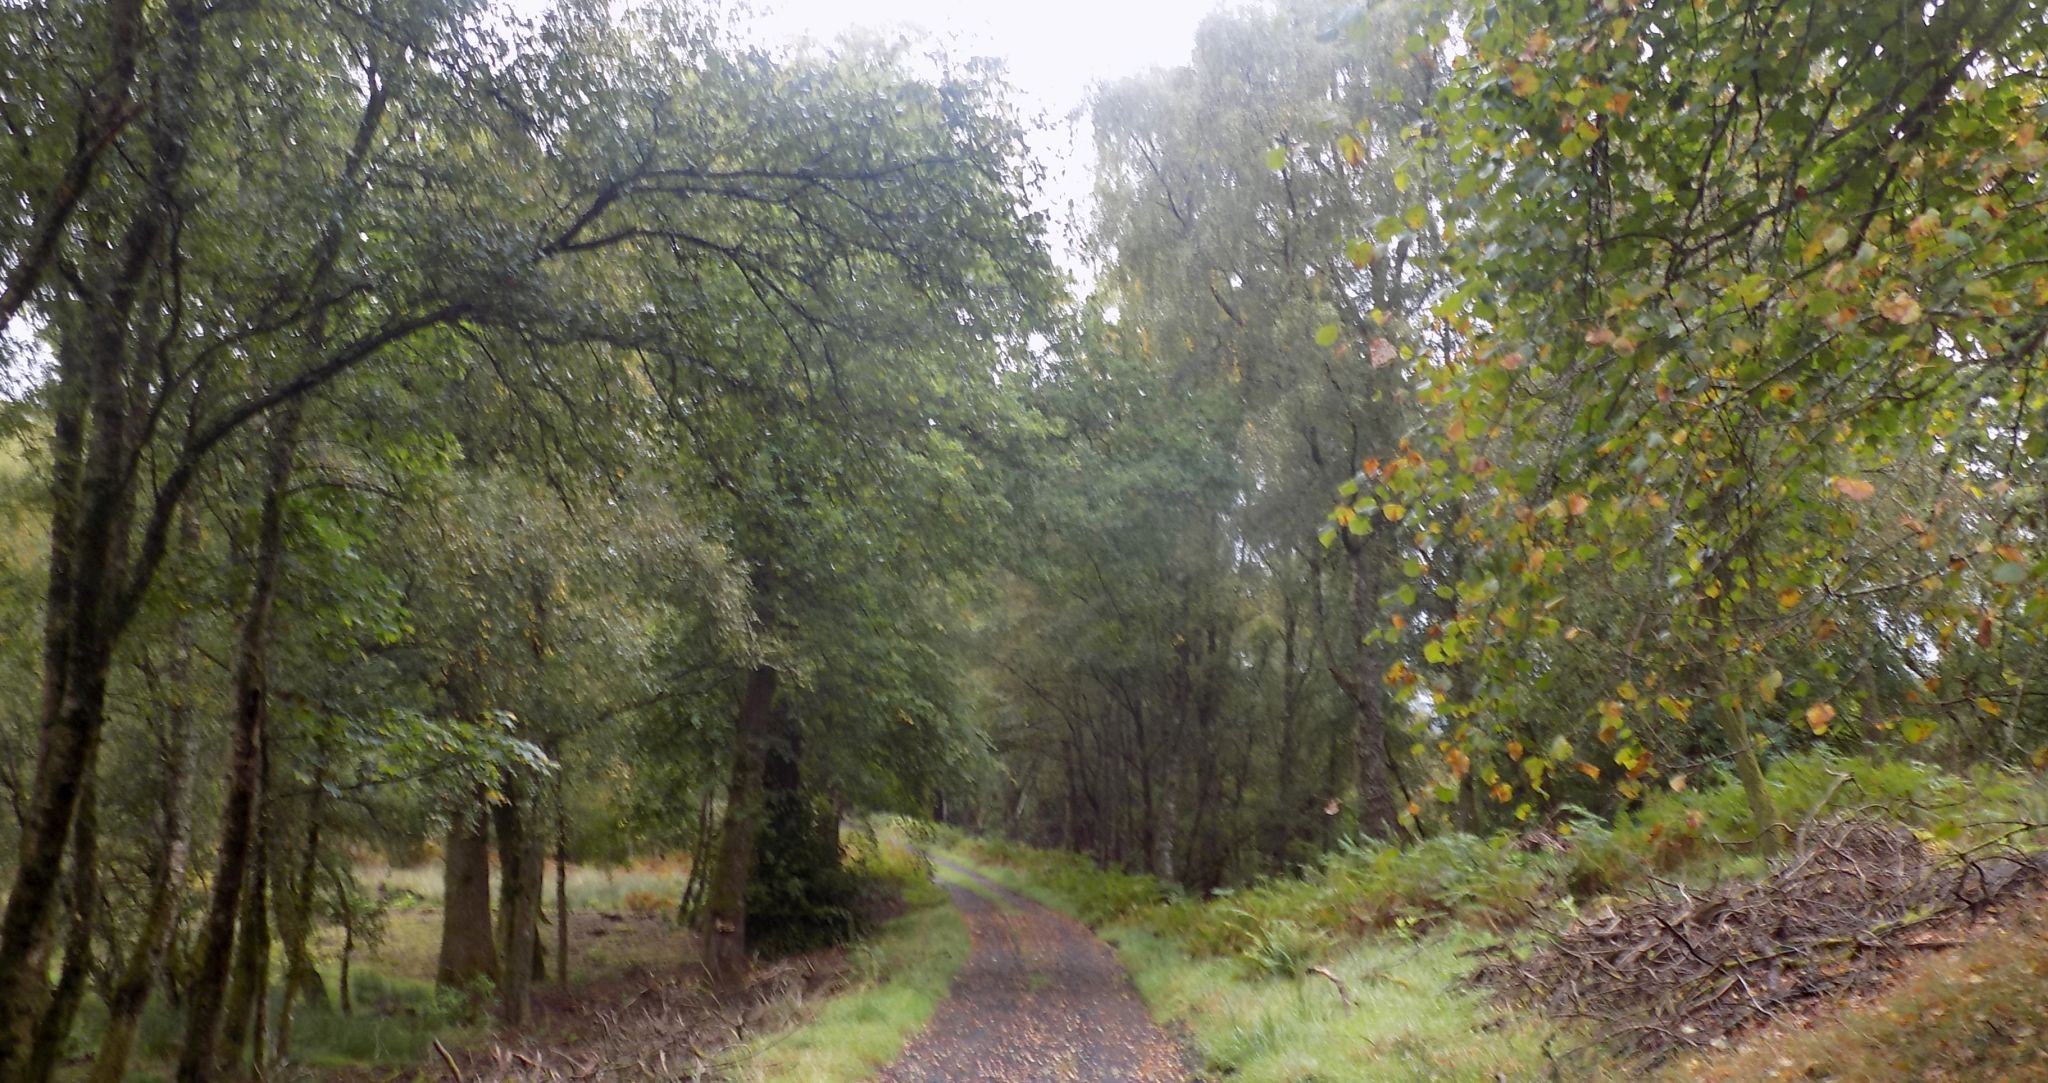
[1479,817,2045,1063]
[454,958,840,1082]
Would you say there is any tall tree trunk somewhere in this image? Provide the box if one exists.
[333,868,356,1016]
[176,401,300,1083]
[493,780,544,1025]
[1344,536,1400,840]
[555,775,569,990]
[221,775,271,1074]
[435,789,498,989]
[701,666,777,991]
[23,768,97,1083]
[274,787,327,1063]
[0,1,200,1060]
[90,521,200,1083]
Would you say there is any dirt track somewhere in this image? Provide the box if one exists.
[878,858,1193,1083]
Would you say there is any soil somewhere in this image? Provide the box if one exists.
[879,858,1194,1083]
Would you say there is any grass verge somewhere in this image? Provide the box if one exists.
[939,842,1562,1082]
[726,839,970,1083]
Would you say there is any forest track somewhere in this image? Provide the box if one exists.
[878,857,1194,1083]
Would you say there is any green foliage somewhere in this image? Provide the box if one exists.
[730,838,969,1083]
[940,835,1563,1082]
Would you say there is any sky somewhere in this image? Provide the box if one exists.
[735,0,1227,273]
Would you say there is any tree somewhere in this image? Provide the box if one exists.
[1358,0,2048,837]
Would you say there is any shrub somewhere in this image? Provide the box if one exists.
[620,890,670,917]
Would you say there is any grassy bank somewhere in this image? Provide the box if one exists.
[935,751,2048,1083]
[937,840,1561,1082]
[727,835,969,1082]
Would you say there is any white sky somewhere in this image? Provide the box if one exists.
[736,0,1226,273]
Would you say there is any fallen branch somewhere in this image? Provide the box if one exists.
[433,1038,464,1081]
[1307,965,1354,1008]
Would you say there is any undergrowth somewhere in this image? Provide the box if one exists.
[935,751,2048,1082]
[728,831,970,1083]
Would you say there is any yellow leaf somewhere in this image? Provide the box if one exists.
[1778,587,1801,609]
[1383,503,1407,521]
[1669,773,1688,792]
[1806,702,1836,734]
[1877,290,1922,325]
[1977,697,2003,718]
[1490,781,1514,803]
[1576,761,1601,781]
[1759,668,1784,703]
[1831,476,1877,501]
[1510,66,1541,97]
[1507,739,1524,761]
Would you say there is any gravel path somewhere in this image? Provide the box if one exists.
[878,858,1194,1083]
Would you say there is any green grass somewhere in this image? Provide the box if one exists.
[358,856,691,913]
[940,844,1563,1082]
[54,965,485,1081]
[727,837,971,1083]
[927,753,2048,1082]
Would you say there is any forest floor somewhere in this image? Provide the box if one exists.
[877,857,1194,1083]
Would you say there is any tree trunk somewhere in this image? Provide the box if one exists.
[1344,537,1400,839]
[0,2,200,1062]
[334,868,356,1016]
[554,775,569,990]
[1720,706,1782,852]
[176,401,300,1083]
[23,768,97,1083]
[274,791,328,1063]
[701,666,777,991]
[493,779,544,1025]
[90,521,200,1083]
[221,784,271,1074]
[435,789,498,989]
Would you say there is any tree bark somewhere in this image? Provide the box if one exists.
[493,779,544,1025]
[0,6,201,1066]
[555,775,569,990]
[1344,536,1400,839]
[435,788,498,989]
[221,780,272,1074]
[701,665,777,991]
[23,768,97,1083]
[90,521,200,1083]
[176,402,300,1083]
[274,788,328,1062]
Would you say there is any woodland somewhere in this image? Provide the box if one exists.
[1,0,2045,1079]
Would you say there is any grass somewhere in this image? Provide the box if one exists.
[726,834,971,1083]
[61,857,699,1081]
[928,753,2048,1083]
[938,842,1563,1082]
[357,856,692,913]
[54,967,487,1082]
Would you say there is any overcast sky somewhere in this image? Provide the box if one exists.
[736,0,1226,273]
